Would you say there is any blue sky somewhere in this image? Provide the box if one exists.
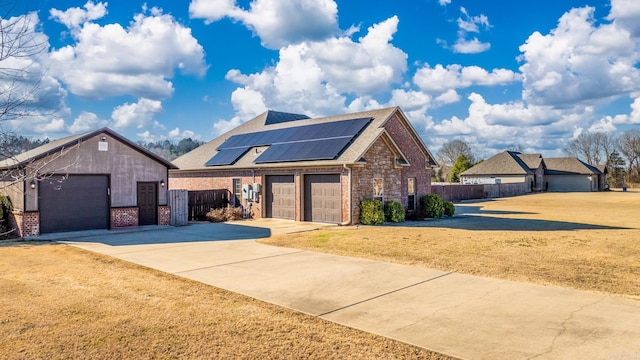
[4,0,640,158]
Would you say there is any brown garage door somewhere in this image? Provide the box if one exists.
[266,175,295,220]
[304,174,341,223]
[39,174,109,233]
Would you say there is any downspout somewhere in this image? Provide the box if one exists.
[339,163,352,226]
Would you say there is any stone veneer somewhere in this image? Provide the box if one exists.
[158,205,170,225]
[110,207,138,227]
[8,211,40,237]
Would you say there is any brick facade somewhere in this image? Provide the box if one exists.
[382,113,433,205]
[110,207,138,228]
[158,205,171,225]
[168,109,434,225]
[8,211,40,237]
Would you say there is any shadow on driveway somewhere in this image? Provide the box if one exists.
[31,222,271,246]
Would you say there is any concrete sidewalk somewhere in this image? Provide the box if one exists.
[42,220,640,360]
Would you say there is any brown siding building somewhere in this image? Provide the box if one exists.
[0,128,176,236]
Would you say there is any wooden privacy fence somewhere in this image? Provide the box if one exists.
[431,184,485,202]
[431,182,530,202]
[168,189,188,226]
[188,189,229,220]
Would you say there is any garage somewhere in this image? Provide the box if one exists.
[546,175,593,192]
[39,174,110,233]
[304,174,341,223]
[265,175,295,220]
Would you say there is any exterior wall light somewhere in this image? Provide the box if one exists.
[30,180,36,189]
[160,180,165,187]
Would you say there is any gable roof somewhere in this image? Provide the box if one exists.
[516,153,544,170]
[173,107,437,171]
[0,127,177,170]
[460,151,533,176]
[544,157,602,175]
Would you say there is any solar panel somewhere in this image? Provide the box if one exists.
[264,111,310,125]
[255,137,353,163]
[208,117,372,165]
[205,147,250,166]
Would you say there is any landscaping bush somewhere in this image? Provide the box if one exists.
[384,201,405,223]
[0,195,12,236]
[359,199,384,225]
[444,201,455,217]
[420,194,444,218]
[206,206,245,222]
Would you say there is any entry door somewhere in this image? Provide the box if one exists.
[137,182,157,225]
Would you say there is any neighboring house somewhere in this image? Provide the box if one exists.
[459,151,538,191]
[460,151,606,192]
[544,157,605,192]
[0,128,176,237]
[170,107,438,224]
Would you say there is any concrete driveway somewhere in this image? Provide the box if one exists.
[37,220,640,360]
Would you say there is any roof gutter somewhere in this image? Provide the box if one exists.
[339,163,352,226]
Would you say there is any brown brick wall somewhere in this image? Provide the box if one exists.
[111,207,138,228]
[351,139,402,224]
[8,211,40,237]
[158,205,170,225]
[382,113,433,207]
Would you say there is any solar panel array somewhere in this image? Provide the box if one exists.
[264,110,310,125]
[204,117,372,166]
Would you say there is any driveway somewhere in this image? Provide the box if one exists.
[36,220,640,360]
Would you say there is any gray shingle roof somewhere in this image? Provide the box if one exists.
[172,107,436,171]
[544,158,602,175]
[461,151,533,176]
[0,128,176,170]
[517,153,543,170]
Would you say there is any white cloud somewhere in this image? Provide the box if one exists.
[34,118,66,133]
[413,64,521,94]
[189,0,339,49]
[0,12,70,135]
[439,0,452,6]
[49,4,207,100]
[519,6,640,107]
[222,16,406,123]
[168,128,200,140]
[443,7,491,54]
[434,89,461,106]
[452,38,491,54]
[68,111,107,133]
[111,98,163,129]
[608,0,640,36]
[49,1,107,30]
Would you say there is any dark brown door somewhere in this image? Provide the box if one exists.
[304,174,341,223]
[137,182,157,225]
[39,175,109,233]
[265,175,295,220]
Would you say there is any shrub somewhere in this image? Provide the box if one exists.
[384,201,405,223]
[420,194,444,218]
[206,206,245,222]
[0,195,13,236]
[444,201,455,217]
[359,199,384,225]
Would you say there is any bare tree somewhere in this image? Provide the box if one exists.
[563,131,613,165]
[437,139,476,167]
[0,3,49,123]
[617,130,640,181]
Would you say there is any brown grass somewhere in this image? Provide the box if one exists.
[0,242,454,360]
[261,190,640,298]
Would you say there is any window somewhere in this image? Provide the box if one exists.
[373,178,384,202]
[232,178,241,206]
[407,178,416,211]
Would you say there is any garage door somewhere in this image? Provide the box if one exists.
[546,175,591,192]
[266,175,295,220]
[39,175,109,233]
[304,174,341,223]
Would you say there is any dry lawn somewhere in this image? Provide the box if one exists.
[261,190,640,298]
[0,243,455,360]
